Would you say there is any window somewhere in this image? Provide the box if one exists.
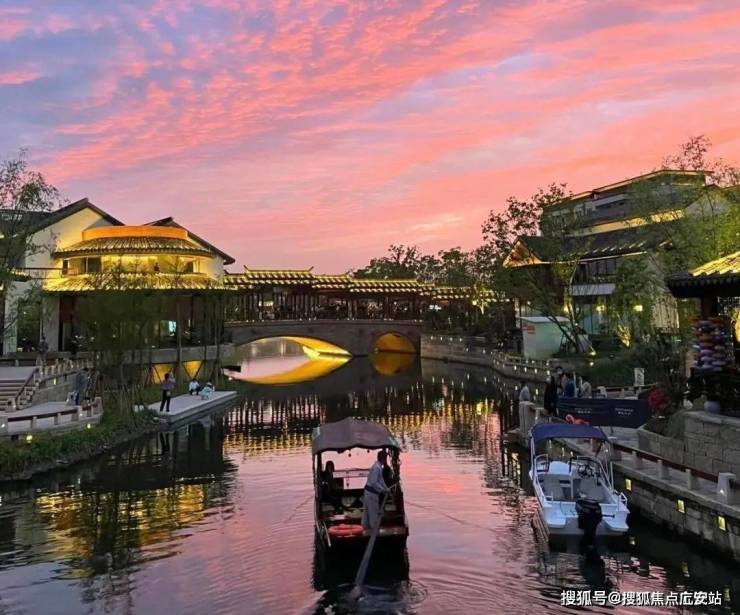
[183,261,195,273]
[85,257,101,273]
[61,260,69,276]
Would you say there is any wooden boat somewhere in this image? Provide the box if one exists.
[311,417,409,549]
[529,422,629,538]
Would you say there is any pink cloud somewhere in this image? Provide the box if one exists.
[4,0,740,270]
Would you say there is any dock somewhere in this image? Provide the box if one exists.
[148,391,237,425]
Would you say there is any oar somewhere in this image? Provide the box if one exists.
[349,490,389,599]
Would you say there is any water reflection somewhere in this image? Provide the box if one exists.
[0,358,738,614]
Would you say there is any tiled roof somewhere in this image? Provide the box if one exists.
[511,224,668,266]
[44,272,224,292]
[227,268,316,286]
[312,274,352,291]
[53,236,212,258]
[691,251,740,277]
[349,279,433,294]
[667,251,740,297]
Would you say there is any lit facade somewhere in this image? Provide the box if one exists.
[4,199,234,353]
[505,170,730,340]
[4,199,489,355]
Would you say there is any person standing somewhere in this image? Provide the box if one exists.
[544,375,558,415]
[38,335,49,367]
[518,381,531,403]
[563,372,577,398]
[362,450,390,532]
[160,372,175,413]
[579,375,592,398]
[73,367,89,405]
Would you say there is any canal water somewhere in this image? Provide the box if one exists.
[0,347,738,614]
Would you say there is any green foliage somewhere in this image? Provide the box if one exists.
[0,150,64,341]
[0,410,158,478]
[609,254,662,345]
[353,244,479,286]
[480,183,590,350]
[630,135,740,276]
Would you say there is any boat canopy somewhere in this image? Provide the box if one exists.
[531,422,608,446]
[311,417,400,455]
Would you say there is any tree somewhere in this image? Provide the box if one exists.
[353,245,428,279]
[608,254,663,347]
[435,247,476,286]
[0,151,64,348]
[631,136,740,276]
[480,183,590,353]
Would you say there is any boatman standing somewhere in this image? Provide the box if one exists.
[362,450,390,532]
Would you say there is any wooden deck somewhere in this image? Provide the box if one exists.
[148,391,237,425]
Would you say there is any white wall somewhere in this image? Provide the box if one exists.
[199,255,225,280]
[25,207,114,272]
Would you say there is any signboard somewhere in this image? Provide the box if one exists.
[634,368,645,388]
[556,397,651,428]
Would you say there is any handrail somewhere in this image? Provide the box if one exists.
[612,441,718,482]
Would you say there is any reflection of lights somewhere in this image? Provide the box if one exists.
[629,536,636,546]
[682,562,689,577]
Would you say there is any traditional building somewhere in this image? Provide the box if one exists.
[504,170,730,339]
[4,198,234,353]
[3,199,489,356]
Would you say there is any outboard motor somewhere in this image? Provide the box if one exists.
[576,497,602,542]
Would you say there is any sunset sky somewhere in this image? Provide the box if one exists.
[2,0,739,270]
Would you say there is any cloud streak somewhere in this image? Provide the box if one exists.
[0,0,739,269]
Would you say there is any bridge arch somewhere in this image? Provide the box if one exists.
[372,332,416,354]
[225,319,421,356]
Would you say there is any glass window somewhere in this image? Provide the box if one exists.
[85,257,101,273]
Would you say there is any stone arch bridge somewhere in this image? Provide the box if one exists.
[224,319,421,356]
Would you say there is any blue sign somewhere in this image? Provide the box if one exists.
[556,397,651,428]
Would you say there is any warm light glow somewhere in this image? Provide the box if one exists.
[151,363,176,383]
[624,478,632,492]
[369,351,415,376]
[82,225,189,241]
[25,434,33,443]
[282,336,351,356]
[182,360,204,379]
[676,499,685,514]
[373,333,417,354]
[633,304,644,312]
[718,515,727,531]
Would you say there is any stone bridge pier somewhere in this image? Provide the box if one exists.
[224,319,422,356]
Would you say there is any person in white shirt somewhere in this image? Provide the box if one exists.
[362,450,390,532]
[579,376,592,398]
[519,381,532,402]
[188,378,200,395]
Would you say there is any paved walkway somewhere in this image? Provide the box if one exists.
[148,391,237,424]
[2,401,101,435]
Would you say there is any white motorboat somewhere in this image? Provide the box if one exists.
[529,422,629,538]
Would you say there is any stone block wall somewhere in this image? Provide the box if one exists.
[637,411,740,477]
[618,468,740,562]
[685,412,740,477]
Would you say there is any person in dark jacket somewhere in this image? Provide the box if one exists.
[544,376,558,415]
